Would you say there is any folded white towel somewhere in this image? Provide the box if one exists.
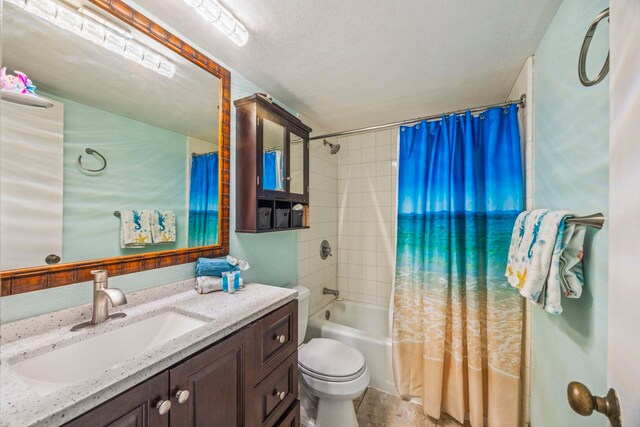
[120,209,152,248]
[506,209,586,315]
[194,275,244,294]
[195,276,223,294]
[151,210,176,244]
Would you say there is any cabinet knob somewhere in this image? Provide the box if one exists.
[175,389,190,404]
[156,399,171,415]
[273,390,286,401]
[274,334,286,343]
[286,176,292,181]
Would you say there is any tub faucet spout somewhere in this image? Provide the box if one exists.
[323,287,339,297]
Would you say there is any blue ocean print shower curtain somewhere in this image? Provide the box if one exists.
[188,153,218,246]
[392,104,524,427]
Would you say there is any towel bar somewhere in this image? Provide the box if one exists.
[565,212,604,229]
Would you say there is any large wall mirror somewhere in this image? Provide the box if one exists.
[0,0,231,295]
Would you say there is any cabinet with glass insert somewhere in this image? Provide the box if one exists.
[235,94,311,233]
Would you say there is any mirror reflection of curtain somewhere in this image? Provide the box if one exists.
[263,149,284,190]
[188,153,218,246]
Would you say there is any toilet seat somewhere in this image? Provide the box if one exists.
[298,338,367,382]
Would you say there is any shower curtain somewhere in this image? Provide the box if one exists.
[188,152,218,246]
[392,104,523,427]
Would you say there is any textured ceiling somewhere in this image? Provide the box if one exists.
[130,0,562,133]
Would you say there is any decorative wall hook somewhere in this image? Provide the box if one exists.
[78,148,107,173]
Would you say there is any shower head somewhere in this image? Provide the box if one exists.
[323,139,341,154]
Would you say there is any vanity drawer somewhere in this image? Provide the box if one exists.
[274,400,300,427]
[253,300,297,383]
[253,351,298,427]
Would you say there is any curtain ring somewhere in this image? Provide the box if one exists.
[78,148,107,173]
[578,8,609,87]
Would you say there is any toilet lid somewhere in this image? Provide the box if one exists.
[298,338,366,381]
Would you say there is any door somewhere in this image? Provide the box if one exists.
[287,129,309,202]
[258,114,287,199]
[169,329,248,427]
[65,372,169,427]
[608,0,640,424]
[0,97,64,270]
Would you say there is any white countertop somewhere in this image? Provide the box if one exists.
[0,280,297,427]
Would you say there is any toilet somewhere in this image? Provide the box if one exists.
[287,285,370,427]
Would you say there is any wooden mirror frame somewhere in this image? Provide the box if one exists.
[0,0,231,296]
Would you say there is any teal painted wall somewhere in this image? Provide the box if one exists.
[531,1,609,426]
[45,92,189,262]
[1,60,298,323]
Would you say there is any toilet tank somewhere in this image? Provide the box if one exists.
[285,284,310,346]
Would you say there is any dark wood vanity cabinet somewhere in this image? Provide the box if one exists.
[65,301,299,427]
[169,330,248,426]
[66,372,170,427]
[234,94,312,233]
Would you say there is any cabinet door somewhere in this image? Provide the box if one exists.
[259,116,287,198]
[169,329,248,427]
[65,372,169,427]
[287,130,308,202]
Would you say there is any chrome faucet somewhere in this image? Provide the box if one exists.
[71,270,127,331]
[323,287,339,298]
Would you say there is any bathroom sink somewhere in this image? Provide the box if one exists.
[10,311,206,396]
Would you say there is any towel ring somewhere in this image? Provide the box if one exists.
[78,148,107,172]
[578,8,609,87]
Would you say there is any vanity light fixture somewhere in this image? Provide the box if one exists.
[5,0,176,78]
[183,0,249,46]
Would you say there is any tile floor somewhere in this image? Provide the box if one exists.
[354,388,471,427]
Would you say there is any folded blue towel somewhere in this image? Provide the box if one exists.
[195,257,239,277]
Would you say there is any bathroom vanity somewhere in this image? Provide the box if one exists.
[0,283,299,427]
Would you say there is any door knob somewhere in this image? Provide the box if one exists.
[567,381,621,427]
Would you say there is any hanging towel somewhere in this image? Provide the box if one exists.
[119,209,152,248]
[274,149,284,191]
[505,209,587,314]
[195,257,240,277]
[151,210,176,244]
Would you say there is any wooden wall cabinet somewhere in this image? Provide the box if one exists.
[235,94,312,233]
[66,301,299,427]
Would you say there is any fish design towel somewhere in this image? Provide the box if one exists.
[151,210,176,244]
[120,209,152,248]
[506,209,586,315]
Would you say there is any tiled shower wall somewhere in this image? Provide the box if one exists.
[298,139,339,315]
[335,129,399,307]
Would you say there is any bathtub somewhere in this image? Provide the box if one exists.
[306,300,397,395]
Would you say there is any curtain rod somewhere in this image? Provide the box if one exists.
[309,94,526,141]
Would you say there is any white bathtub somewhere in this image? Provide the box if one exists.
[306,300,397,395]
